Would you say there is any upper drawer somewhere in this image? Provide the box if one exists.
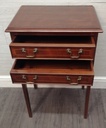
[10,35,95,60]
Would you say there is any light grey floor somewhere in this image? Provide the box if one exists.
[0,87,106,128]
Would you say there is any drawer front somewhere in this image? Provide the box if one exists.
[11,74,93,85]
[10,47,95,60]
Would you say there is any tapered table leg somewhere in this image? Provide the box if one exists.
[34,84,38,89]
[22,84,32,117]
[82,86,85,90]
[84,86,91,118]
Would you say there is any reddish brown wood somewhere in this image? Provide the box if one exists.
[10,35,95,60]
[22,84,32,117]
[10,47,95,60]
[5,6,102,33]
[34,84,37,89]
[84,86,91,118]
[10,60,94,85]
[11,59,94,75]
[5,6,103,118]
[82,86,85,90]
[11,74,93,85]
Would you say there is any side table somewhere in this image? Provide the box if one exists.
[5,6,103,118]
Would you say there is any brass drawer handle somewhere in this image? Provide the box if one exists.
[67,48,71,54]
[66,76,82,85]
[71,56,79,59]
[66,76,71,81]
[21,48,38,53]
[67,48,83,59]
[22,75,37,80]
[69,82,79,85]
[26,55,35,58]
[22,75,37,84]
[33,75,37,80]
[22,75,26,79]
[33,48,38,53]
[21,48,26,52]
[26,82,34,84]
[21,48,38,58]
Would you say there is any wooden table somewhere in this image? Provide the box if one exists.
[5,6,103,118]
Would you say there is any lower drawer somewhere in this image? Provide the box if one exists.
[11,74,93,85]
[10,59,94,85]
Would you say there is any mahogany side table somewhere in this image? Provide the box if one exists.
[5,6,103,118]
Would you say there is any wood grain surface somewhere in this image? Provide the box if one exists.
[5,6,103,33]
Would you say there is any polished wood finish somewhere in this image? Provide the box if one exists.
[11,74,94,85]
[34,84,37,89]
[22,84,32,117]
[10,35,95,60]
[84,86,91,118]
[5,6,102,33]
[82,86,85,90]
[10,60,94,85]
[6,6,102,118]
[11,60,94,75]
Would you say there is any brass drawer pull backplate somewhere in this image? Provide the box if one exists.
[22,75,38,83]
[67,48,83,59]
[66,76,82,85]
[21,48,38,58]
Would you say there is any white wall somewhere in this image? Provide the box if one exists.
[0,0,106,85]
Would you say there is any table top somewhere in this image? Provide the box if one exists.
[5,5,103,33]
